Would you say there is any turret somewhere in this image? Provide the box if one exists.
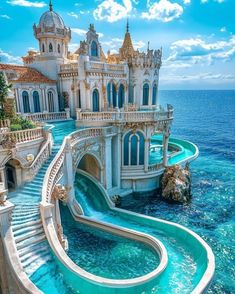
[33,1,71,59]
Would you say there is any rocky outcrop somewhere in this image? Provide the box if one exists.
[161,164,191,203]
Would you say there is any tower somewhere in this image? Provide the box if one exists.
[33,1,71,59]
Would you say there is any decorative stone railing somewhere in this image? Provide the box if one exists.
[24,110,70,122]
[42,127,113,204]
[60,63,78,73]
[0,119,10,129]
[76,108,173,124]
[85,61,127,73]
[1,127,44,148]
[26,130,52,178]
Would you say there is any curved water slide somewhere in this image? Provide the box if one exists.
[40,126,215,294]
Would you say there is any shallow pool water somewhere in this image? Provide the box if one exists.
[60,205,160,280]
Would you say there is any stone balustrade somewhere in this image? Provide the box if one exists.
[76,108,173,124]
[42,126,114,204]
[0,119,10,129]
[60,63,78,73]
[1,127,44,148]
[85,61,126,73]
[27,133,52,177]
[24,110,70,122]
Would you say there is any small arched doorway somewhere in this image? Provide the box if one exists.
[5,159,21,190]
[77,154,101,182]
[92,89,99,112]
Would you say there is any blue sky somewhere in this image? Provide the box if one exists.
[0,0,234,89]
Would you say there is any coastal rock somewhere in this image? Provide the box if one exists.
[161,164,191,203]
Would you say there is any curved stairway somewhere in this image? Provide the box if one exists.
[8,121,76,293]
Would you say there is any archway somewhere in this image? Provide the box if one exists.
[77,154,101,182]
[5,159,21,190]
[118,84,125,108]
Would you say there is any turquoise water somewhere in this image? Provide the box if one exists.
[60,205,160,279]
[73,173,208,293]
[121,90,235,293]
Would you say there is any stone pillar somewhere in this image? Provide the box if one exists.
[65,108,70,119]
[63,138,75,204]
[0,201,14,294]
[163,131,170,167]
[103,132,113,190]
[144,138,150,172]
[112,131,121,188]
[0,167,7,191]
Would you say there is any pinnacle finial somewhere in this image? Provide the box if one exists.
[49,0,53,11]
[126,18,129,33]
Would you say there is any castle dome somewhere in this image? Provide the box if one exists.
[39,2,64,29]
[39,10,64,29]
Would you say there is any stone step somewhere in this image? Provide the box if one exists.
[18,240,48,258]
[12,215,41,226]
[16,233,46,251]
[25,254,52,277]
[12,219,41,232]
[13,223,42,237]
[21,248,50,268]
[15,228,44,243]
[20,244,49,264]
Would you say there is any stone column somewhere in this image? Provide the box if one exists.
[63,138,75,204]
[103,132,113,190]
[144,138,150,172]
[163,130,170,167]
[0,201,14,294]
[0,167,7,191]
[112,131,121,188]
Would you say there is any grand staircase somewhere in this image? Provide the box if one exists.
[7,121,76,291]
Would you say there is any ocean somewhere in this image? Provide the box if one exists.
[121,90,235,293]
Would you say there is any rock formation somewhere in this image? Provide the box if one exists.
[161,163,191,203]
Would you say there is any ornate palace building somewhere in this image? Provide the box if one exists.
[0,3,214,294]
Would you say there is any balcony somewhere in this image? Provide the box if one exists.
[85,61,127,75]
[76,106,173,126]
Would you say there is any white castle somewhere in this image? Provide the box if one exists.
[0,3,214,294]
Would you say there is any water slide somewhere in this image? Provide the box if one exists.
[60,170,214,294]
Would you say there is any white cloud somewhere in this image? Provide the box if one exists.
[7,0,46,8]
[0,14,11,19]
[201,0,225,3]
[67,12,79,19]
[183,0,191,4]
[71,27,104,39]
[161,73,235,82]
[0,49,22,64]
[220,26,226,32]
[142,0,183,22]
[71,28,87,36]
[93,0,133,23]
[68,43,80,52]
[167,35,235,66]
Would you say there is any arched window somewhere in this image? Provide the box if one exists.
[58,44,61,53]
[47,91,54,112]
[129,84,134,103]
[143,83,149,105]
[107,82,117,108]
[33,91,40,113]
[152,84,157,105]
[42,43,45,53]
[92,89,99,112]
[91,40,98,57]
[118,84,125,108]
[123,131,145,166]
[22,91,30,113]
[49,43,53,52]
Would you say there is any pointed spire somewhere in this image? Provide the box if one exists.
[147,41,150,51]
[49,0,53,12]
[126,18,129,33]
